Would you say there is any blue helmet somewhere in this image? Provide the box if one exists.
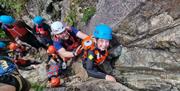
[93,24,112,40]
[0,41,6,48]
[0,15,15,25]
[33,16,44,25]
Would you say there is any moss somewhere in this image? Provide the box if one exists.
[82,6,96,24]
[0,0,28,17]
[31,82,46,91]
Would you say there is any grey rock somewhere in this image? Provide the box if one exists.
[85,0,146,34]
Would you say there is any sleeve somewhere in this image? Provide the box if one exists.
[85,50,106,79]
[53,41,63,50]
[71,26,79,35]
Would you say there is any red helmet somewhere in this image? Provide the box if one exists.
[9,42,18,50]
[47,45,56,54]
[50,77,60,87]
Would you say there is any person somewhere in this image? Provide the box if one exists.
[51,21,88,60]
[0,56,31,91]
[51,21,88,80]
[0,15,44,49]
[7,42,40,70]
[46,45,63,87]
[82,24,116,82]
[32,16,52,47]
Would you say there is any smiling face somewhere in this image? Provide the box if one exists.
[55,30,70,40]
[96,39,110,51]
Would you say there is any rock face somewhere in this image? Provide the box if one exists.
[11,0,180,91]
[85,0,146,34]
[45,79,133,91]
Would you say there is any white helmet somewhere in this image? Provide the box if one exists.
[51,21,65,35]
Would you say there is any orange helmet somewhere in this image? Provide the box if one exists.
[9,42,18,50]
[50,77,60,87]
[47,45,56,54]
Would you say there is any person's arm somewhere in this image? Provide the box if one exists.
[57,47,74,58]
[76,31,88,39]
[70,26,88,39]
[54,41,75,58]
[85,51,106,79]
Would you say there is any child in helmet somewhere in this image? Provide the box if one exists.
[46,45,64,87]
[82,24,116,82]
[32,16,52,47]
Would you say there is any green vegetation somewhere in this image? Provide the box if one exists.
[0,30,7,38]
[64,10,77,27]
[0,0,28,17]
[31,82,46,91]
[82,7,96,23]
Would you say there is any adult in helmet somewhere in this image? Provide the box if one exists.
[0,15,44,49]
[32,16,52,47]
[0,56,31,91]
[51,21,88,81]
[51,21,87,60]
[82,24,116,82]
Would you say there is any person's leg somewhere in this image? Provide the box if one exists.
[71,57,88,81]
[98,61,113,75]
[0,83,16,91]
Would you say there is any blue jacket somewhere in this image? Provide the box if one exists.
[0,56,16,76]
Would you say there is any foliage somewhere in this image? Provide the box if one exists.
[31,82,45,91]
[82,6,96,23]
[64,0,96,26]
[64,10,77,27]
[0,30,7,38]
[0,0,28,17]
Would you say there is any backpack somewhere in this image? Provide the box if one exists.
[0,56,16,76]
